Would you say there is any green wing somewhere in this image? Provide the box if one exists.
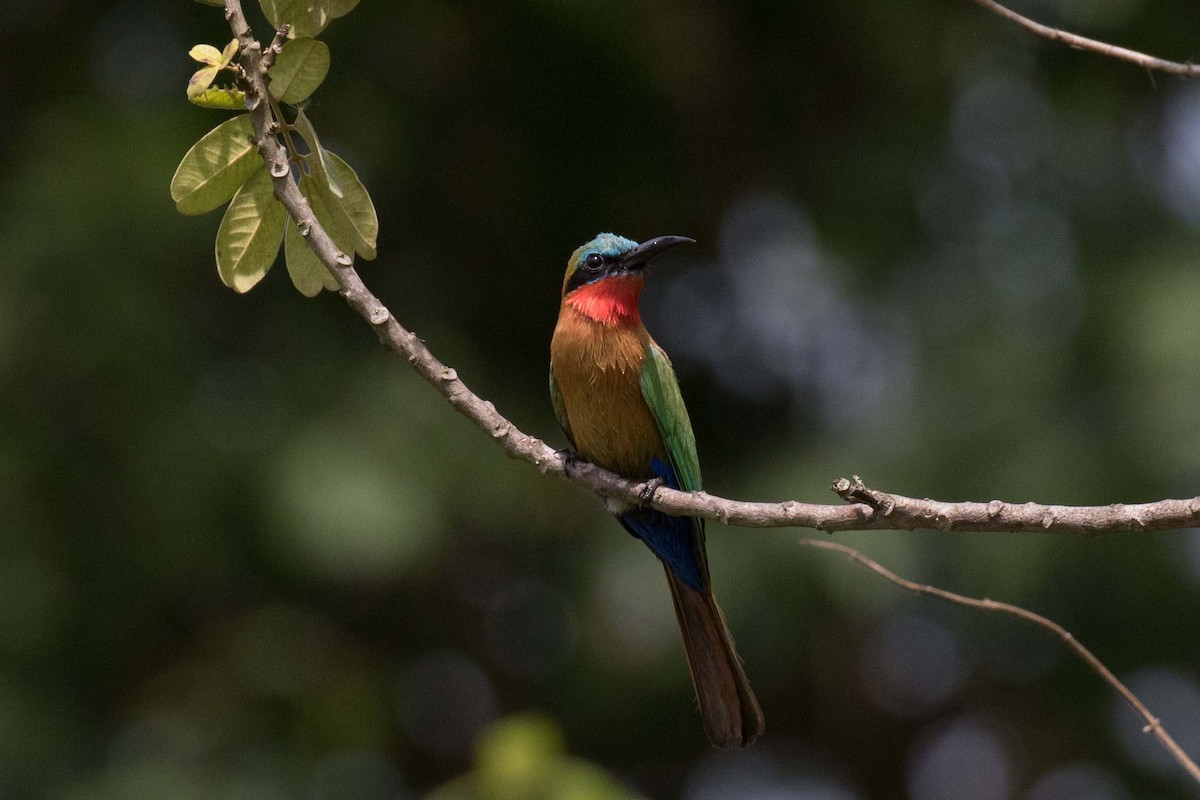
[640,343,702,493]
[549,366,575,448]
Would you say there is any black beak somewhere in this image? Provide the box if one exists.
[621,235,695,270]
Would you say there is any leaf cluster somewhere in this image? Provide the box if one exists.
[261,0,360,38]
[172,0,375,296]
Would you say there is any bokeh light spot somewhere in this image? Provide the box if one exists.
[399,651,497,758]
[687,748,860,800]
[908,717,1013,800]
[861,610,963,717]
[1025,762,1130,800]
[268,426,439,583]
[484,578,579,680]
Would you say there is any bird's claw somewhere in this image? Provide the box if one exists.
[638,477,665,508]
[556,448,583,476]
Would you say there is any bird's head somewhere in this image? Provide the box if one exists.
[561,233,694,325]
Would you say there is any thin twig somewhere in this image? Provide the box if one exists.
[220,0,1200,538]
[801,537,1200,784]
[972,0,1200,77]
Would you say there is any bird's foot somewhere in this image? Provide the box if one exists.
[638,477,665,508]
[556,448,583,477]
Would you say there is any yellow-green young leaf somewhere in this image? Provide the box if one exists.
[220,39,239,66]
[187,65,220,98]
[268,37,329,104]
[171,114,260,215]
[188,86,247,110]
[285,211,339,297]
[321,0,360,19]
[311,151,378,260]
[291,109,342,197]
[216,167,286,292]
[260,0,328,37]
[189,44,225,65]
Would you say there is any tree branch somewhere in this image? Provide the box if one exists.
[218,1,1200,781]
[972,0,1200,77]
[802,538,1200,784]
[829,475,1200,534]
[222,0,1200,536]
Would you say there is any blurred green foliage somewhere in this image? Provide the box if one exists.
[1,0,1200,798]
[428,715,643,800]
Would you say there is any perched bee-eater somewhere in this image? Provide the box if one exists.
[549,233,763,748]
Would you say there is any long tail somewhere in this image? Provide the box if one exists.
[665,565,764,748]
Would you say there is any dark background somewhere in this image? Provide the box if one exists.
[2,1,1200,798]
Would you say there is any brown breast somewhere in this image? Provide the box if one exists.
[550,305,664,478]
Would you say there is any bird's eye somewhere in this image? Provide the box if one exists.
[585,253,605,270]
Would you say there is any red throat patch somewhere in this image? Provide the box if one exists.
[565,275,645,326]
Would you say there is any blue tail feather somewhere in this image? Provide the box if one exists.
[619,457,706,591]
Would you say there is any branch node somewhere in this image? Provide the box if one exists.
[440,367,458,382]
[270,160,289,178]
[367,306,390,325]
[986,500,1004,518]
[831,474,896,516]
[1041,512,1054,530]
[335,252,353,267]
[296,219,311,236]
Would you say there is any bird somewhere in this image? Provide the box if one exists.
[549,232,764,748]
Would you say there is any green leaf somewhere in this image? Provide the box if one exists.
[188,86,247,110]
[268,37,329,104]
[260,0,328,37]
[311,151,378,260]
[323,0,360,18]
[194,0,225,6]
[215,167,286,292]
[291,109,342,197]
[171,114,260,215]
[300,172,355,251]
[285,209,339,297]
[187,65,220,98]
[259,0,359,36]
